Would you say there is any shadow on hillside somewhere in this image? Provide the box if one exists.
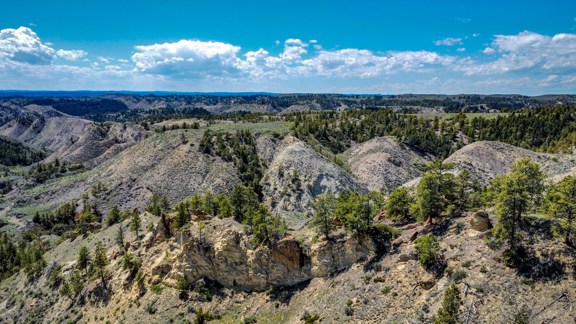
[90,285,112,306]
[266,279,312,304]
[430,219,452,237]
[521,217,555,241]
[510,247,566,282]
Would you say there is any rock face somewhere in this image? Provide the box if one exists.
[344,136,432,192]
[469,211,492,231]
[262,136,366,228]
[310,235,376,278]
[445,141,576,184]
[152,219,376,292]
[0,113,145,167]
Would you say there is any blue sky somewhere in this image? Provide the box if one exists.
[1,0,575,94]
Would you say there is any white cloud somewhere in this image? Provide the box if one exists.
[456,31,576,75]
[132,39,242,78]
[1,27,575,94]
[281,39,308,61]
[434,37,463,46]
[0,27,87,65]
[56,49,87,61]
[483,47,495,54]
[0,27,56,64]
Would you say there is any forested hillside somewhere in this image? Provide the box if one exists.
[0,136,46,166]
[292,105,576,158]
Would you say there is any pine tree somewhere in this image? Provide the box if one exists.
[433,284,462,324]
[413,161,455,223]
[385,187,414,222]
[130,212,141,240]
[106,205,121,226]
[115,226,126,252]
[174,201,190,229]
[545,175,576,246]
[493,158,544,247]
[312,191,336,240]
[93,241,108,289]
[77,246,90,274]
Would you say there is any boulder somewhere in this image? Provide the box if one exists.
[470,211,492,231]
[398,248,418,262]
[392,236,404,247]
[419,273,436,290]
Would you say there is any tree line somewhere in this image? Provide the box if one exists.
[291,105,576,159]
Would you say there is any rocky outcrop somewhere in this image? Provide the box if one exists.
[310,235,376,277]
[445,141,576,184]
[150,219,376,292]
[344,136,432,192]
[469,211,492,232]
[0,114,146,166]
[263,136,366,228]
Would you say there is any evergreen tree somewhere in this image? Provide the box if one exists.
[493,158,544,247]
[115,226,126,252]
[434,284,462,324]
[93,241,108,289]
[174,201,191,229]
[203,191,217,216]
[215,194,233,218]
[105,205,121,226]
[77,246,90,274]
[414,233,440,269]
[130,212,142,240]
[545,175,576,246]
[385,187,414,222]
[451,169,482,216]
[312,191,336,240]
[413,161,455,223]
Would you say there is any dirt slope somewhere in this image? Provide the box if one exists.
[263,136,367,229]
[445,141,576,183]
[0,114,146,167]
[344,136,432,192]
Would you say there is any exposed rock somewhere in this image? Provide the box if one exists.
[445,141,576,184]
[392,236,404,247]
[407,229,420,242]
[310,236,376,278]
[373,274,386,283]
[271,236,307,272]
[159,220,377,291]
[470,211,492,232]
[398,249,418,262]
[263,135,366,228]
[344,136,432,192]
[0,114,145,167]
[419,273,436,290]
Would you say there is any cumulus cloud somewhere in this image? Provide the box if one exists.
[1,26,576,94]
[434,37,463,46]
[56,49,87,61]
[483,47,495,54]
[456,31,576,75]
[131,39,242,78]
[0,27,56,64]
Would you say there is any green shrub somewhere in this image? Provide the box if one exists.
[414,233,441,269]
[451,269,467,283]
[150,284,163,294]
[433,284,462,324]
